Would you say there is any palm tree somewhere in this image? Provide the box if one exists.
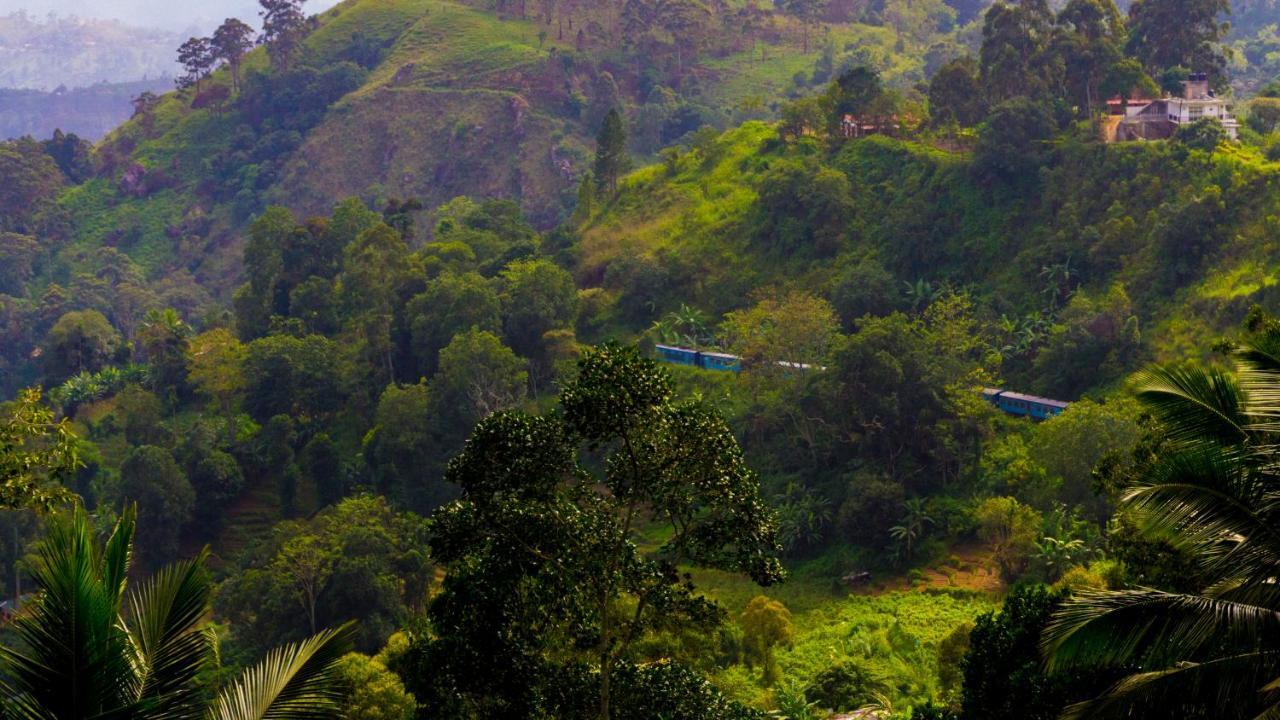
[0,503,355,719]
[1042,325,1280,719]
[889,498,934,564]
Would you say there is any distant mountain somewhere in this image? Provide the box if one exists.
[0,11,179,90]
[0,79,172,140]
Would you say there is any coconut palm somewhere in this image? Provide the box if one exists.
[0,503,355,720]
[1042,324,1280,719]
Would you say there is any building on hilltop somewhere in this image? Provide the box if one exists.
[839,113,917,139]
[1111,73,1239,141]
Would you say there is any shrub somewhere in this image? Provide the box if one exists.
[805,661,885,712]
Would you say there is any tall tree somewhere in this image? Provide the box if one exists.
[117,445,194,569]
[260,0,309,70]
[0,503,356,719]
[1053,0,1125,116]
[211,18,255,93]
[176,36,215,94]
[42,310,122,384]
[407,344,783,719]
[1126,0,1231,79]
[1045,312,1280,718]
[0,389,77,510]
[593,108,630,194]
[979,0,1057,104]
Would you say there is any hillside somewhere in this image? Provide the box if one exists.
[573,121,1280,396]
[56,0,950,295]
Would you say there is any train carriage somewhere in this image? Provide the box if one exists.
[982,388,1069,419]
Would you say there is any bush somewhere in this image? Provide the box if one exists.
[837,473,906,548]
[805,661,885,712]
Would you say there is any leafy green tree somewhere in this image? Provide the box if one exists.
[188,447,245,526]
[0,389,78,510]
[1099,58,1159,105]
[979,0,1056,104]
[177,36,216,93]
[1026,398,1141,521]
[136,308,193,398]
[406,344,783,719]
[301,433,344,508]
[890,497,935,563]
[0,232,39,296]
[1126,0,1230,79]
[752,157,854,255]
[594,108,630,194]
[332,652,416,720]
[724,291,840,382]
[115,384,166,446]
[405,272,502,376]
[806,661,886,712]
[117,445,194,568]
[821,66,886,132]
[959,585,1111,720]
[339,223,417,387]
[1044,317,1280,718]
[1175,116,1227,151]
[0,137,63,235]
[364,382,443,507]
[241,334,344,421]
[432,328,527,430]
[40,129,93,183]
[831,258,900,329]
[974,496,1042,581]
[1054,0,1125,116]
[42,310,123,384]
[928,57,987,127]
[212,17,255,93]
[186,328,246,445]
[740,595,794,684]
[219,495,431,656]
[260,0,309,70]
[499,258,579,360]
[973,97,1057,186]
[0,503,356,719]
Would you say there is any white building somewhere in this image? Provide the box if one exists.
[1114,73,1239,141]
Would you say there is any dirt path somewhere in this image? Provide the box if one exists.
[849,544,1004,595]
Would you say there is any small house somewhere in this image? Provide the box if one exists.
[1113,73,1239,141]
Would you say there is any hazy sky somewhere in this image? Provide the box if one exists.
[1,0,343,31]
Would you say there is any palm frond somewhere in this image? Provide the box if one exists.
[207,622,356,720]
[1120,448,1280,575]
[1234,335,1280,423]
[126,549,215,718]
[1045,589,1280,671]
[1060,651,1280,720]
[1133,364,1248,446]
[0,504,137,717]
[102,504,136,606]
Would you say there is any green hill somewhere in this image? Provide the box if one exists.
[50,0,948,298]
[573,120,1280,396]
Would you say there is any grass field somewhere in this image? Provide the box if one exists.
[694,549,998,712]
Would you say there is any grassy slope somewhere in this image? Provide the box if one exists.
[56,0,898,296]
[577,122,1280,366]
[694,554,996,710]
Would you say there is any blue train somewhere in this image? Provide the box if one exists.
[982,388,1069,420]
[655,344,742,372]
